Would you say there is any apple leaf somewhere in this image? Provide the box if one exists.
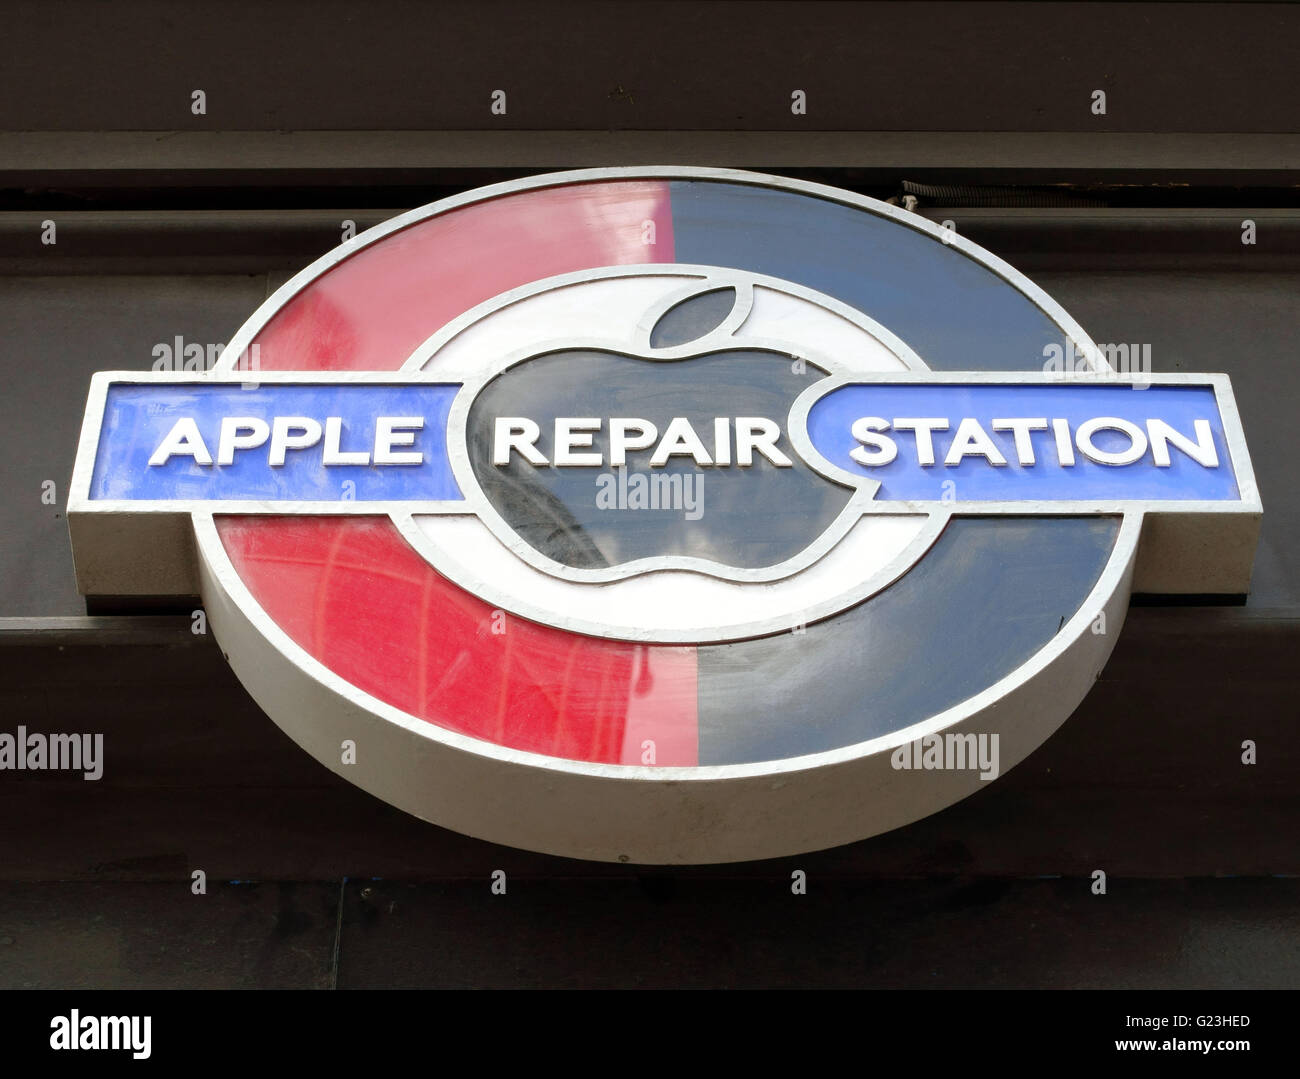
[649,286,738,349]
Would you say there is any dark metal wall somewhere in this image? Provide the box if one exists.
[0,1,1296,989]
[2,1,1298,134]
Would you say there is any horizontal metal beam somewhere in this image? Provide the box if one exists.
[3,206,1299,277]
[2,131,1300,178]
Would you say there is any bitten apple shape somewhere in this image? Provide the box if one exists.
[465,288,852,572]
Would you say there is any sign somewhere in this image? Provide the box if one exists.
[68,168,1261,863]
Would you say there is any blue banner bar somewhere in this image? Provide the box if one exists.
[91,383,463,502]
[804,383,1239,501]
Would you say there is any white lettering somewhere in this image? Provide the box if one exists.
[650,417,715,467]
[148,417,213,466]
[1076,416,1148,466]
[609,418,658,467]
[554,417,604,466]
[849,417,897,467]
[216,417,270,465]
[990,417,1047,466]
[893,418,949,467]
[734,417,792,467]
[267,416,323,466]
[322,416,370,465]
[493,417,547,466]
[373,416,424,465]
[1147,418,1218,468]
[943,418,1008,467]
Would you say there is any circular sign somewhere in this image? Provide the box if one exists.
[195,167,1138,863]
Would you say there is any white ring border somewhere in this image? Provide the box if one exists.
[184,167,1148,863]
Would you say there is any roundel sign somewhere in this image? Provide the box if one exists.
[69,168,1261,863]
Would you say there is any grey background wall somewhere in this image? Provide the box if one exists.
[0,1,1296,988]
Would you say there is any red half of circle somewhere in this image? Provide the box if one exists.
[240,179,676,372]
[220,179,697,765]
[216,515,699,766]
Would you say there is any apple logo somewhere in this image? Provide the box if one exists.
[465,284,852,573]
